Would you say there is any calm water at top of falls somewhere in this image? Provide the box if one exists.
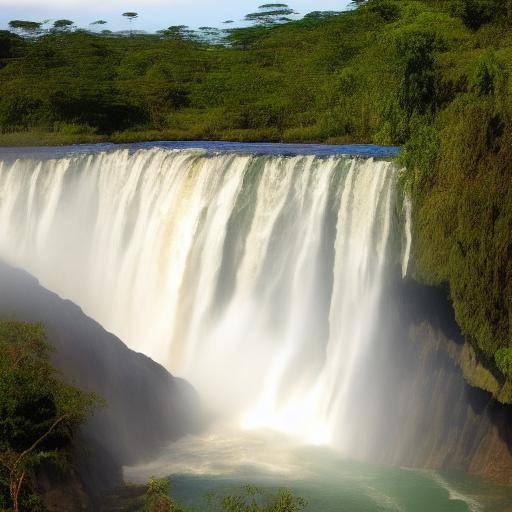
[0,140,400,160]
[0,142,510,511]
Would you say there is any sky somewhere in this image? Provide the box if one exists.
[0,0,352,33]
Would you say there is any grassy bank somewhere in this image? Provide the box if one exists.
[0,129,359,147]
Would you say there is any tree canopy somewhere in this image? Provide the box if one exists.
[0,321,98,511]
[7,20,41,36]
[53,19,74,30]
[244,3,296,25]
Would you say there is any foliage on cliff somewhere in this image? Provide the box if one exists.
[1,1,512,391]
[0,0,462,144]
[0,320,98,511]
[396,3,512,398]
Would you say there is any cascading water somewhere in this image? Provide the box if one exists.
[0,146,399,451]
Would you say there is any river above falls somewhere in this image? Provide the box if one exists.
[0,140,400,160]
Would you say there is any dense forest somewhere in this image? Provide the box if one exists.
[1,0,512,399]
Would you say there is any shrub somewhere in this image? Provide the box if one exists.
[366,0,401,22]
[0,321,98,512]
[496,348,512,378]
[140,478,185,512]
[450,0,505,30]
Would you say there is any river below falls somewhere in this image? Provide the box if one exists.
[124,426,512,512]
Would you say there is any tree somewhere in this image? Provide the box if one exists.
[302,11,339,21]
[244,4,296,26]
[366,0,400,21]
[138,481,307,512]
[0,321,98,512]
[209,485,307,512]
[0,31,24,69]
[53,19,74,31]
[7,20,42,37]
[349,0,367,8]
[450,0,506,30]
[122,12,139,36]
[198,26,225,44]
[140,478,185,512]
[157,25,196,41]
[90,20,107,32]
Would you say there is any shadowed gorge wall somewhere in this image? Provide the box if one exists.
[0,261,201,497]
[355,277,512,483]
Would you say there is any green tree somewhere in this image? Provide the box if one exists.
[380,29,440,143]
[212,485,307,512]
[53,19,74,31]
[158,25,197,41]
[7,20,42,37]
[366,0,400,21]
[451,0,505,30]
[496,348,512,379]
[140,478,185,512]
[122,12,139,36]
[244,4,296,26]
[0,31,23,69]
[0,321,98,512]
[90,20,108,34]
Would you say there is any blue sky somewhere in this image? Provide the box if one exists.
[0,0,352,32]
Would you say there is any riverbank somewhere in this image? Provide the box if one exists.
[0,129,362,148]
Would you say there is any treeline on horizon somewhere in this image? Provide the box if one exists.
[1,0,512,401]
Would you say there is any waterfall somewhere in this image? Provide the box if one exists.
[402,196,412,278]
[0,147,399,450]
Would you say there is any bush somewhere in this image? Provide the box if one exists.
[450,0,505,30]
[208,485,307,512]
[366,0,401,22]
[140,478,185,512]
[0,321,98,512]
[496,349,512,378]
[138,481,307,512]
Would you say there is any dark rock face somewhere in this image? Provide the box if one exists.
[359,276,512,483]
[0,261,201,499]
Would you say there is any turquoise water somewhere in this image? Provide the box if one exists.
[125,429,512,512]
[167,462,512,512]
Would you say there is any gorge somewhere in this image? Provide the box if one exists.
[1,142,512,511]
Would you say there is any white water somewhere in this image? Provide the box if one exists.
[0,147,399,450]
[402,195,412,278]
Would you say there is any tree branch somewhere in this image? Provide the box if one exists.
[13,413,70,473]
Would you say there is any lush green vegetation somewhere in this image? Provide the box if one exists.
[138,478,307,512]
[0,0,454,145]
[1,0,512,395]
[0,321,98,512]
